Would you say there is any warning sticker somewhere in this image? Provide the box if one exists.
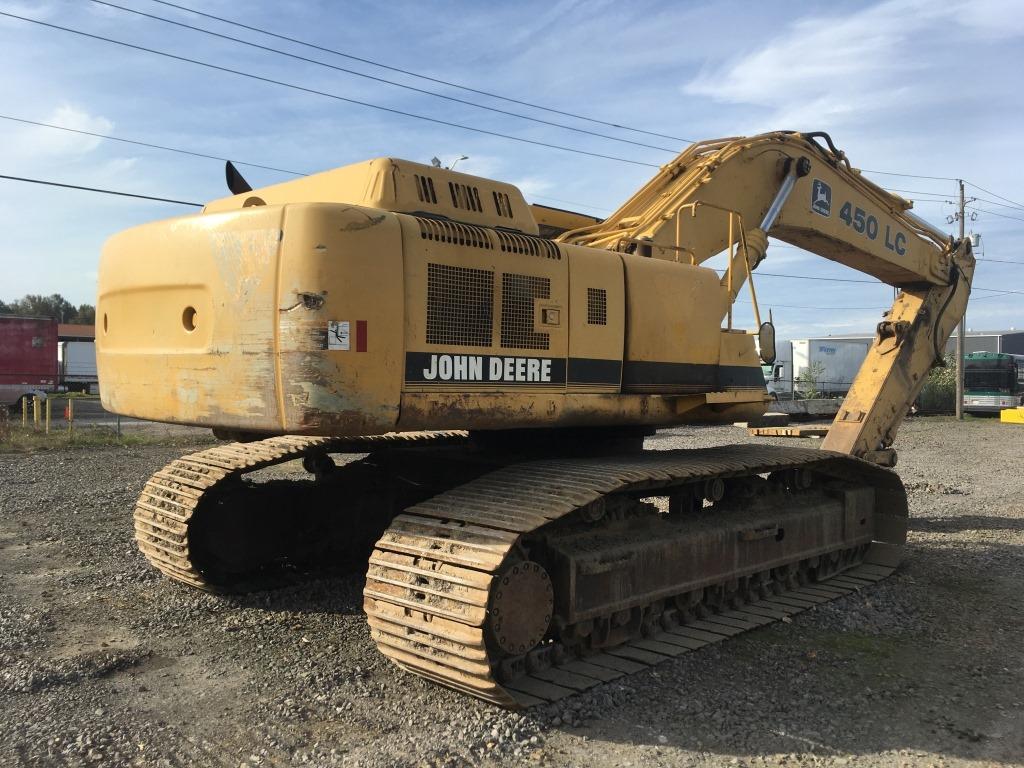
[328,320,350,350]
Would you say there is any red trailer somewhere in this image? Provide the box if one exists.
[0,315,58,408]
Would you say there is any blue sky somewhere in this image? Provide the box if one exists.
[2,0,1022,338]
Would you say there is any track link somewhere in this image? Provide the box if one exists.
[133,431,468,590]
[364,444,907,708]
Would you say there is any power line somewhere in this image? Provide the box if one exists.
[529,195,612,213]
[977,257,1024,266]
[964,181,1024,211]
[973,286,1024,295]
[90,0,679,155]
[880,179,1024,213]
[757,272,881,285]
[0,173,201,206]
[974,286,1024,294]
[148,0,692,145]
[766,303,887,310]
[889,188,1024,214]
[971,290,1021,300]
[971,195,1024,213]
[0,11,659,169]
[884,187,953,198]
[861,169,958,182]
[0,114,307,176]
[758,270,1024,296]
[966,205,1024,224]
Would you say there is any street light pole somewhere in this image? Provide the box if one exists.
[955,179,966,420]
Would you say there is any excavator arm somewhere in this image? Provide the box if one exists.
[559,131,975,464]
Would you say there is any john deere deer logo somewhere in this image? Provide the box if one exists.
[811,179,831,217]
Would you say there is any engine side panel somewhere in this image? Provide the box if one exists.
[98,203,767,433]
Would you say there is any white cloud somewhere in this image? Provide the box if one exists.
[682,0,1020,130]
[0,2,57,24]
[509,175,555,198]
[958,0,1024,39]
[449,155,503,179]
[9,104,114,158]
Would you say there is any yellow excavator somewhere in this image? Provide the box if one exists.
[97,131,973,707]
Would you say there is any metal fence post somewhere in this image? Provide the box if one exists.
[33,396,40,431]
[45,398,51,435]
[22,396,27,428]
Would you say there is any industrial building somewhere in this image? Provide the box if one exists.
[826,329,1024,356]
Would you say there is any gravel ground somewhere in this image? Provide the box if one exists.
[1,418,1021,767]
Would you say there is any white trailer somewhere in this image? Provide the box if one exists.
[792,338,869,397]
[763,338,869,398]
[58,340,98,393]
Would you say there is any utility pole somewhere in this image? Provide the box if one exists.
[955,179,966,420]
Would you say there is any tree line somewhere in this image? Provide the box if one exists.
[0,294,96,325]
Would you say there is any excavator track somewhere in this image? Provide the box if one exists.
[365,444,907,708]
[133,431,469,590]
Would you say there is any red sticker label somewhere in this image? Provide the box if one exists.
[356,320,367,352]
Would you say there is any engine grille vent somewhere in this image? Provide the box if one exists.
[493,191,514,218]
[501,273,550,350]
[416,216,492,250]
[495,230,561,260]
[426,263,494,347]
[587,288,607,325]
[449,182,483,212]
[413,174,438,204]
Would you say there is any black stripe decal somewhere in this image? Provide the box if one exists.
[567,358,622,386]
[622,360,764,392]
[405,352,763,391]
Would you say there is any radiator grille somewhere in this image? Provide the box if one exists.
[426,263,494,347]
[501,273,550,350]
[495,230,561,260]
[416,216,492,249]
[587,288,607,325]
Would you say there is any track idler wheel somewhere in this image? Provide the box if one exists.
[488,561,554,656]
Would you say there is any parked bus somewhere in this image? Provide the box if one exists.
[963,351,1024,413]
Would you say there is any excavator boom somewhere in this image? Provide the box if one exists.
[560,131,974,463]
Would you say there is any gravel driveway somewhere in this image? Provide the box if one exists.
[1,418,1021,767]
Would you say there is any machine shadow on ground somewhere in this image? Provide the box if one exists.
[533,537,1022,764]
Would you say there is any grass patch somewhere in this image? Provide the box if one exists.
[802,628,902,661]
[0,425,212,453]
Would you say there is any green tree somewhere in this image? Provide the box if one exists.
[74,304,96,324]
[796,361,827,398]
[917,356,956,413]
[0,294,94,323]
